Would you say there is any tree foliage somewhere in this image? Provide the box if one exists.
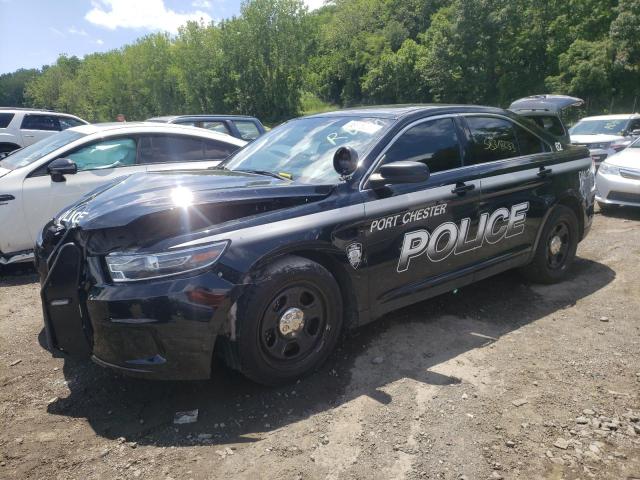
[2,0,640,121]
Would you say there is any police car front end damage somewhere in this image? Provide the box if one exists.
[37,105,595,385]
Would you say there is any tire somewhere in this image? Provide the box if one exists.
[236,255,343,386]
[520,205,579,284]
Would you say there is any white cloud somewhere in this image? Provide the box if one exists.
[49,27,65,37]
[68,26,88,36]
[96,39,104,45]
[303,0,325,10]
[85,0,212,33]
[191,0,211,8]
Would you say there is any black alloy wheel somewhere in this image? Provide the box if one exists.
[259,282,328,363]
[520,205,579,284]
[235,255,343,386]
[546,221,571,270]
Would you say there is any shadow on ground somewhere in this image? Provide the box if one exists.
[596,204,640,221]
[44,257,614,447]
[0,263,38,286]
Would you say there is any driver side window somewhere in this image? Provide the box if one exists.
[66,138,137,172]
[382,118,463,174]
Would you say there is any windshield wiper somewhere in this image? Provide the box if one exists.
[234,169,292,181]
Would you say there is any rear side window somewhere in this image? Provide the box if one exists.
[0,113,15,128]
[204,139,239,159]
[21,114,59,131]
[201,121,231,135]
[67,138,137,172]
[58,117,85,130]
[233,120,261,140]
[515,124,547,155]
[138,135,209,164]
[382,118,462,173]
[465,116,519,165]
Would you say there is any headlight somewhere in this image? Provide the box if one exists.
[592,142,612,150]
[105,241,229,282]
[598,163,620,176]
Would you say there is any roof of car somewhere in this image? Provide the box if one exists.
[0,107,84,118]
[580,114,640,121]
[147,114,260,122]
[305,104,506,119]
[67,122,246,146]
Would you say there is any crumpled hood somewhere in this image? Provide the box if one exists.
[605,147,640,169]
[571,134,625,145]
[56,169,333,233]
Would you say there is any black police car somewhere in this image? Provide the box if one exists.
[36,105,595,385]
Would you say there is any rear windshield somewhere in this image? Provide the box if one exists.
[569,119,629,136]
[0,113,15,128]
[0,130,86,170]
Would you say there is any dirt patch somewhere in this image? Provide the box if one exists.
[1,207,639,480]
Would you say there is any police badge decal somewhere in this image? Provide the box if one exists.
[346,242,363,269]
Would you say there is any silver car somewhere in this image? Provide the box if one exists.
[595,137,640,210]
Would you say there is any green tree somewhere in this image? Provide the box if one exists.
[0,69,39,107]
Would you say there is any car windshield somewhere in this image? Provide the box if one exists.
[569,119,629,136]
[221,116,392,184]
[0,130,86,170]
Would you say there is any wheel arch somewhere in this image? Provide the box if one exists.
[245,244,362,329]
[557,193,585,240]
[530,193,584,260]
[214,243,363,372]
[286,249,361,329]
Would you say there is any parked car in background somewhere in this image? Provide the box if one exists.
[146,114,266,141]
[569,114,640,167]
[0,108,88,158]
[0,122,245,265]
[595,136,640,211]
[509,94,584,145]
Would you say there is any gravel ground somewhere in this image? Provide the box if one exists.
[1,207,639,480]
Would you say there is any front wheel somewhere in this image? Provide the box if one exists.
[236,255,343,386]
[520,205,579,284]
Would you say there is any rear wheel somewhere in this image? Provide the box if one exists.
[236,255,343,386]
[521,205,579,284]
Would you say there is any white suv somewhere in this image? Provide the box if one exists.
[0,108,88,157]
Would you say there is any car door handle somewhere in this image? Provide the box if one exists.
[23,134,35,138]
[451,183,475,195]
[0,194,15,202]
[538,167,553,177]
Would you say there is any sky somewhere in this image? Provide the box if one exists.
[0,0,324,74]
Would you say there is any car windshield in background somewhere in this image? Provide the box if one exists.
[222,116,391,184]
[0,130,86,170]
[569,119,628,136]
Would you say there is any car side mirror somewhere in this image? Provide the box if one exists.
[333,146,359,178]
[368,161,430,188]
[631,129,640,136]
[48,158,77,182]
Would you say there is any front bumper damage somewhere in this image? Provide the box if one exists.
[37,230,241,380]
